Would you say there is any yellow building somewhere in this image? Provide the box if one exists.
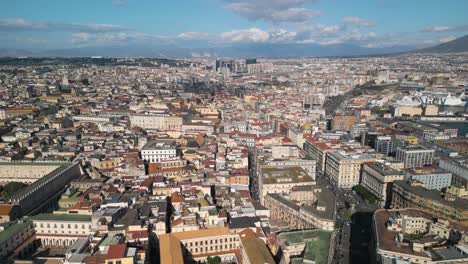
[160,227,241,263]
[404,135,418,145]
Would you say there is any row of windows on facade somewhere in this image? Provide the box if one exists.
[187,243,237,253]
[34,223,91,229]
[185,237,238,247]
[143,150,175,154]
[2,227,33,249]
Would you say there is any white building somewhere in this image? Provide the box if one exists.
[141,141,177,163]
[130,114,182,130]
[32,214,93,248]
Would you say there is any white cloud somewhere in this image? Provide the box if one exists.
[69,32,163,45]
[342,16,375,27]
[421,25,468,33]
[438,36,456,43]
[0,18,129,32]
[177,32,211,40]
[223,0,320,23]
[422,26,452,32]
[220,28,271,42]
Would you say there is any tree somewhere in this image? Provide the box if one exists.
[2,182,28,200]
[207,256,221,264]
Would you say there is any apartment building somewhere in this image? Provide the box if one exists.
[395,145,434,168]
[392,180,468,226]
[265,189,335,231]
[361,162,404,207]
[304,136,342,173]
[402,166,452,191]
[325,151,375,189]
[439,157,468,186]
[0,219,36,261]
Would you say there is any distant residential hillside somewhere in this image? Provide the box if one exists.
[416,34,468,54]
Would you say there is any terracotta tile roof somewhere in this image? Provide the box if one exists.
[106,244,126,260]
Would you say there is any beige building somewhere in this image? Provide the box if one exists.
[160,227,241,263]
[265,189,335,231]
[0,162,64,185]
[361,162,404,207]
[259,166,315,204]
[326,151,375,189]
[392,180,468,226]
[129,114,182,130]
[393,106,422,117]
[423,104,439,116]
[374,208,468,264]
[32,214,93,248]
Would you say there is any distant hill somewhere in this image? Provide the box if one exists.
[0,49,35,57]
[0,43,418,59]
[415,34,468,54]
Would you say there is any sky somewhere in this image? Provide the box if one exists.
[1,0,468,51]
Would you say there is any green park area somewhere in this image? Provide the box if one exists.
[352,185,378,204]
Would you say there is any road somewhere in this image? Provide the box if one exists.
[316,173,380,264]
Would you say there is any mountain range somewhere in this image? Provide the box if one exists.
[414,34,468,54]
[1,34,467,58]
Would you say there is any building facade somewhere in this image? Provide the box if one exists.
[130,114,182,130]
[395,145,434,168]
[392,180,468,226]
[402,167,452,191]
[325,151,375,189]
[361,162,404,207]
[141,141,177,163]
[32,214,93,248]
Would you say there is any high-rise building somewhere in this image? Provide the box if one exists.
[439,157,468,186]
[402,166,452,191]
[364,133,396,156]
[326,151,375,189]
[396,145,434,168]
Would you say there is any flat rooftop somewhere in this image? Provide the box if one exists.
[32,213,91,222]
[142,140,176,150]
[278,229,332,264]
[328,151,374,161]
[261,166,314,184]
[374,209,468,259]
[365,162,401,176]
